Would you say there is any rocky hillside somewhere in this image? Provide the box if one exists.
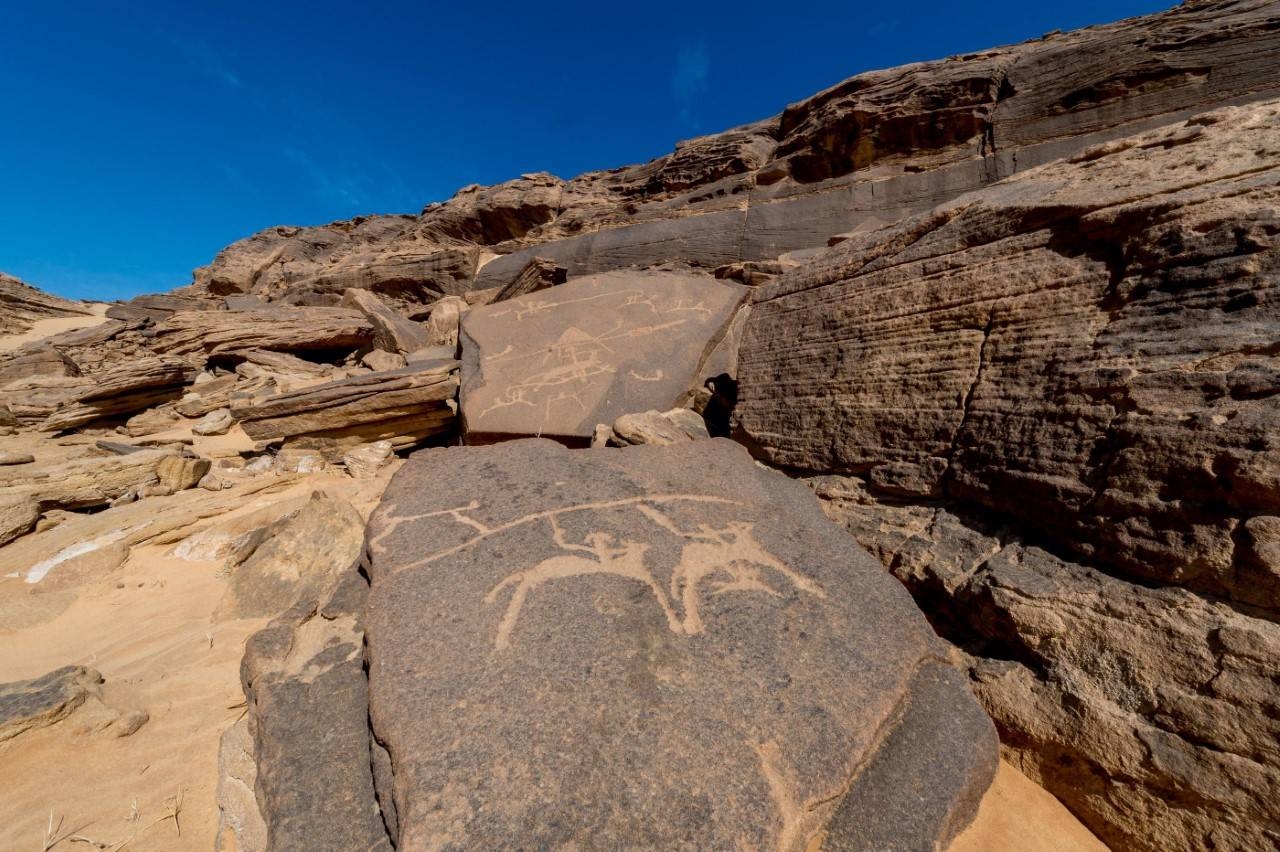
[0,272,93,336]
[0,2,1278,851]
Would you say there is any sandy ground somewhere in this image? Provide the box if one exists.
[0,302,109,352]
[950,761,1107,852]
[0,470,393,852]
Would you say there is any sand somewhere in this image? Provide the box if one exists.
[0,302,110,353]
[950,761,1108,852]
[0,469,395,852]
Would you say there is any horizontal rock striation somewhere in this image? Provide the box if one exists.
[0,272,92,336]
[184,0,1280,307]
[737,100,1280,851]
[233,361,458,448]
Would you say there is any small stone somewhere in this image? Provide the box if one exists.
[0,451,34,466]
[199,473,227,492]
[342,441,394,479]
[360,349,406,372]
[193,408,234,436]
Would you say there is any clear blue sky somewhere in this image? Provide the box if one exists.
[0,0,1171,301]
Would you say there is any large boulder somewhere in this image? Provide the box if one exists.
[460,271,747,444]
[363,438,997,849]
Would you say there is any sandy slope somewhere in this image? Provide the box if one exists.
[0,470,394,852]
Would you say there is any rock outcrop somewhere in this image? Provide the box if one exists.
[363,439,997,850]
[3,3,1279,850]
[151,307,374,362]
[233,360,458,449]
[181,1,1280,308]
[0,272,92,336]
[736,99,1280,851]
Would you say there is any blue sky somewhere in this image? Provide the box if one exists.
[0,0,1170,301]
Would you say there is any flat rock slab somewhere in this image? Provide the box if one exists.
[365,438,996,849]
[460,270,746,444]
[0,665,102,742]
[233,361,458,449]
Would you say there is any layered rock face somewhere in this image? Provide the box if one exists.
[178,0,1280,308]
[0,272,92,336]
[363,439,997,850]
[736,100,1280,851]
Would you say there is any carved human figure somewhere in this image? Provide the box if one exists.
[484,517,680,649]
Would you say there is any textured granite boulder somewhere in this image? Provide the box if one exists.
[460,271,747,444]
[364,438,996,849]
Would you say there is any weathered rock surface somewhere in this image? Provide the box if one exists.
[0,344,80,386]
[491,255,567,303]
[0,448,184,510]
[342,440,395,479]
[182,2,1280,309]
[363,438,997,849]
[739,99,1280,611]
[151,307,374,362]
[813,485,1280,852]
[460,270,747,444]
[600,407,711,447]
[0,665,103,741]
[231,512,392,851]
[233,361,458,448]
[39,356,197,432]
[737,101,1280,852]
[0,495,39,547]
[218,491,366,619]
[0,272,92,336]
[193,407,234,436]
[341,287,431,354]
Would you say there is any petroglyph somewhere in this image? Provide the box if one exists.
[370,493,740,568]
[463,271,748,440]
[482,503,826,649]
[484,517,681,650]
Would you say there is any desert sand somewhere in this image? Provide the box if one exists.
[0,302,109,353]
